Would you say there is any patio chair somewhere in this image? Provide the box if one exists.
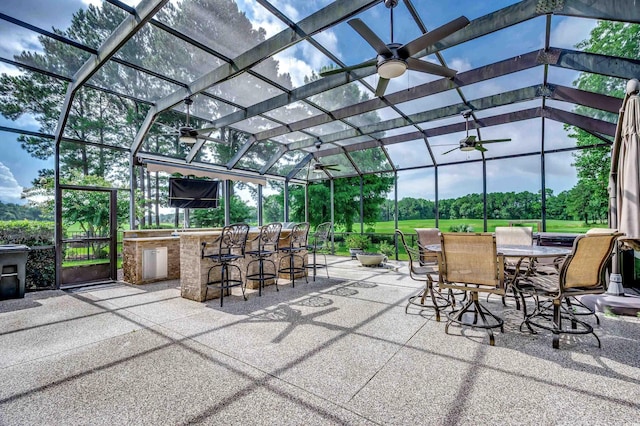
[437,233,506,346]
[397,230,450,321]
[201,223,250,307]
[306,222,332,281]
[516,231,620,349]
[245,222,282,296]
[278,222,310,287]
[492,226,534,307]
[414,228,440,266]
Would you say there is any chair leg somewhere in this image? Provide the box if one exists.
[445,292,503,346]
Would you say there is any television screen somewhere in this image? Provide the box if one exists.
[168,178,219,208]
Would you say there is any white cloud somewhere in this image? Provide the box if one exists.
[550,17,596,49]
[0,162,24,203]
[448,57,472,73]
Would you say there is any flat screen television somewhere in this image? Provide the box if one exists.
[168,178,219,209]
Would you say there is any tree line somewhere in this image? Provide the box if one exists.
[0,200,47,221]
[385,188,607,224]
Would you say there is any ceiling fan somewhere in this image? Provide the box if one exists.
[320,0,469,97]
[308,141,340,178]
[442,111,511,155]
[158,98,224,145]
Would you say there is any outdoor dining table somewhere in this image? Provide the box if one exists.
[424,243,571,259]
[425,243,572,310]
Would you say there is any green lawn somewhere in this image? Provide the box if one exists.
[372,219,606,234]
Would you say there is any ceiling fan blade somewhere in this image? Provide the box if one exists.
[478,138,511,144]
[442,146,459,155]
[196,125,217,133]
[348,19,393,56]
[319,60,376,77]
[399,16,470,58]
[197,134,230,144]
[475,145,488,153]
[406,57,457,78]
[375,77,390,97]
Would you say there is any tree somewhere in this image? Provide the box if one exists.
[190,195,253,227]
[566,21,640,222]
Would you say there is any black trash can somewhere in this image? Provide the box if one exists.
[0,244,30,300]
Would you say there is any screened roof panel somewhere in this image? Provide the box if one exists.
[350,147,392,173]
[395,90,461,116]
[257,41,334,89]
[344,107,402,128]
[230,115,281,134]
[262,101,323,124]
[306,81,374,110]
[153,0,277,60]
[211,72,286,107]
[333,135,375,147]
[268,149,307,177]
[113,26,225,83]
[304,120,353,136]
[270,131,311,145]
[387,139,433,169]
[459,67,543,101]
[186,94,240,122]
[236,139,282,171]
[87,60,183,102]
[0,22,92,78]
[439,15,547,71]
[549,16,598,50]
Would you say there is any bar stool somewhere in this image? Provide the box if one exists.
[245,222,282,296]
[278,222,309,287]
[306,222,332,281]
[201,223,250,307]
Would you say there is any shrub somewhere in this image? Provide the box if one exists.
[449,224,474,232]
[344,233,371,250]
[377,240,395,256]
[0,220,55,290]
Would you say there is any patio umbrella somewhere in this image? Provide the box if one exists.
[608,78,640,294]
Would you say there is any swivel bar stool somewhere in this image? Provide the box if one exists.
[245,222,282,296]
[278,222,310,287]
[306,222,332,281]
[201,223,250,307]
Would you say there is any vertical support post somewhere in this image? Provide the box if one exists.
[482,157,488,232]
[360,176,364,234]
[54,147,62,289]
[541,117,547,232]
[394,170,399,260]
[330,179,335,254]
[284,180,289,222]
[257,184,263,226]
[305,183,309,222]
[110,189,118,281]
[224,180,231,225]
[129,154,137,230]
[434,166,439,228]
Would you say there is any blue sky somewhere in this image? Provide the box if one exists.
[0,0,599,204]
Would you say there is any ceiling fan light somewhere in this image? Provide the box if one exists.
[460,145,475,152]
[179,135,197,145]
[378,59,407,79]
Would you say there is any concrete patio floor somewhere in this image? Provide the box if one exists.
[1,255,640,425]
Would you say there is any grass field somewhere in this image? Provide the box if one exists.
[371,219,605,234]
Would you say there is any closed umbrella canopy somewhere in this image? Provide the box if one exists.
[607,80,640,295]
[612,82,640,249]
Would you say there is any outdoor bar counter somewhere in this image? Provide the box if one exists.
[122,227,301,302]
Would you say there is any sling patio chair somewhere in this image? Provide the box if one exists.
[397,230,451,321]
[437,232,507,346]
[515,230,621,349]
